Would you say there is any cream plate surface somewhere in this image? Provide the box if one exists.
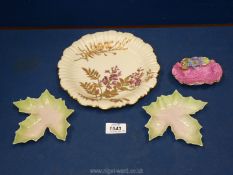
[58,30,160,109]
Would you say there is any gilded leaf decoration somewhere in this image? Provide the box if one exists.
[74,38,132,61]
[82,67,101,80]
[79,66,156,102]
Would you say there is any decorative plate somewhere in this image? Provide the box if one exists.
[58,30,160,109]
[172,56,223,85]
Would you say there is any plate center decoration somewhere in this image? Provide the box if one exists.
[80,66,155,103]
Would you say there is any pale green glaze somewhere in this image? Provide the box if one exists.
[143,90,207,146]
[13,90,74,144]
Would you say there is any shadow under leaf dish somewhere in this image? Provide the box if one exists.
[143,90,207,146]
[172,57,223,85]
[13,90,74,144]
[58,30,160,109]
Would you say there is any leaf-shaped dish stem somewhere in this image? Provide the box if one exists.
[13,90,74,144]
[143,90,207,146]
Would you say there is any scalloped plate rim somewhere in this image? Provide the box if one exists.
[58,30,160,109]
